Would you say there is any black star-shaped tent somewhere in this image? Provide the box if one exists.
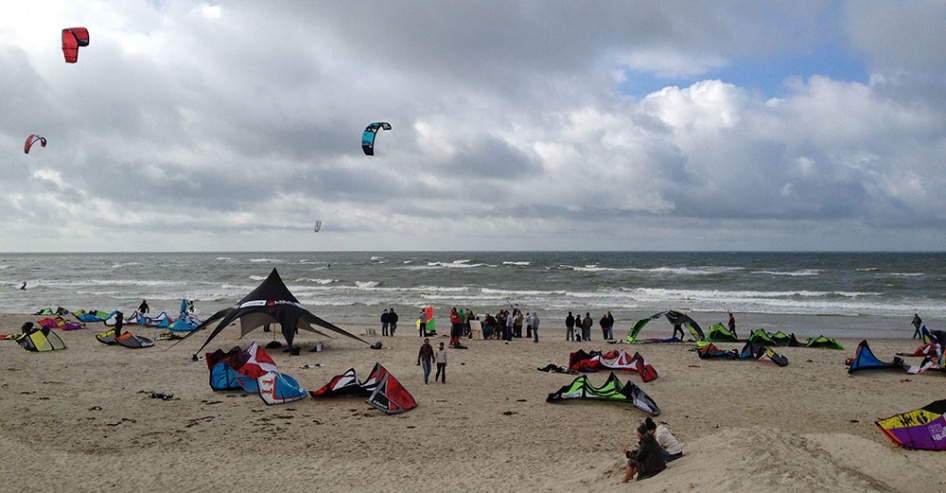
[191,268,367,355]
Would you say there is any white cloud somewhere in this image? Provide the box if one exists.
[2,1,946,252]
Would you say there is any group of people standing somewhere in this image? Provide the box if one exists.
[564,311,615,341]
[479,308,541,342]
[380,308,399,336]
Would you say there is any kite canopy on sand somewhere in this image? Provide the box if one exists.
[205,342,308,405]
[626,310,705,343]
[546,372,660,416]
[188,268,368,355]
[14,327,66,352]
[310,363,417,414]
[876,399,946,451]
[847,340,904,374]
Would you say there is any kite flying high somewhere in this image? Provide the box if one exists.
[61,27,90,63]
[361,122,391,156]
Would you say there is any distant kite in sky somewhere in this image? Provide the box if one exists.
[361,122,391,156]
[62,27,90,63]
[24,134,46,154]
[314,220,322,233]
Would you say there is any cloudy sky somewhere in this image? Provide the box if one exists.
[2,1,945,252]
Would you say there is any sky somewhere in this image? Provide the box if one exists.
[2,1,946,252]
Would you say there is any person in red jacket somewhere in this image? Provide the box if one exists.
[449,307,462,347]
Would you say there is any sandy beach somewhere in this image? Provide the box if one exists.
[1,313,944,493]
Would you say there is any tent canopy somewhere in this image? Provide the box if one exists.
[192,268,367,354]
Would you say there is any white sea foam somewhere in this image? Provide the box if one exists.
[753,269,822,276]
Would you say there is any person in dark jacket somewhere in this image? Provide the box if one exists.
[621,423,667,483]
[113,311,124,338]
[912,313,923,339]
[388,308,398,336]
[381,309,390,337]
[565,312,576,341]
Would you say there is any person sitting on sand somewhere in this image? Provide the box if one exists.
[645,417,684,462]
[622,423,666,483]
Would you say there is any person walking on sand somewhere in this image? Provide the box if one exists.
[138,299,150,315]
[434,342,448,383]
[728,311,737,338]
[417,338,434,384]
[912,313,923,339]
[419,309,428,337]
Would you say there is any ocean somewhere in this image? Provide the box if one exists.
[2,251,943,339]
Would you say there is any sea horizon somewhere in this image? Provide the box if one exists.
[3,251,943,340]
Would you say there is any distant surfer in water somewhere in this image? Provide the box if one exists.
[19,282,26,290]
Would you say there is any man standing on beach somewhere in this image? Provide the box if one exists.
[606,311,615,340]
[912,313,923,339]
[114,311,124,338]
[728,312,737,338]
[381,309,390,337]
[565,312,575,341]
[419,309,427,337]
[417,338,434,384]
[582,313,593,341]
[532,312,540,342]
[388,308,398,336]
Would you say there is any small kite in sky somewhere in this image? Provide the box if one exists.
[361,122,391,156]
[62,27,90,63]
[24,134,46,154]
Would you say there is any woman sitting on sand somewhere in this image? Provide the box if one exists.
[622,423,666,483]
[645,417,684,462]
